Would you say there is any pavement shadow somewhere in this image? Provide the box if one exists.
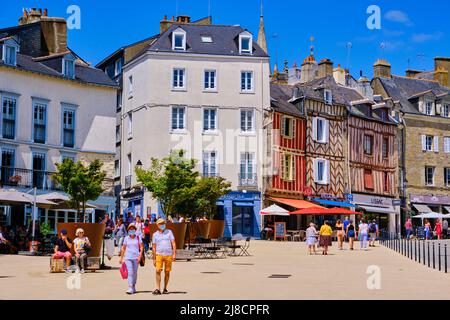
[135,291,187,295]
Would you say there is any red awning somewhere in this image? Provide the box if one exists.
[290,207,363,216]
[269,197,324,210]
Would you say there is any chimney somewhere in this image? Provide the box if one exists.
[373,59,391,78]
[405,69,422,78]
[160,15,172,34]
[300,55,318,83]
[333,64,346,86]
[19,9,68,55]
[357,74,373,100]
[176,15,191,23]
[434,57,450,87]
[318,59,333,78]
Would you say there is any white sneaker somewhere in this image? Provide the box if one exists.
[75,268,80,273]
[126,288,134,295]
[81,269,85,274]
[65,269,72,274]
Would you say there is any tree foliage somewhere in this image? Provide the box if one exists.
[54,159,106,219]
[136,150,231,219]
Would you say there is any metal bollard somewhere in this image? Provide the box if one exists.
[417,240,420,263]
[439,243,441,271]
[410,239,413,260]
[428,241,431,268]
[433,242,435,269]
[423,240,426,265]
[445,244,448,274]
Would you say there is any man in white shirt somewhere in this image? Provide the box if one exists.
[152,219,176,295]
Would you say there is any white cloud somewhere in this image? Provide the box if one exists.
[384,10,413,26]
[412,32,444,43]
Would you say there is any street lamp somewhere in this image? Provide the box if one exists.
[136,160,143,169]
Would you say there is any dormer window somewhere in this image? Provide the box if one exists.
[114,58,123,77]
[62,55,75,79]
[425,100,434,115]
[239,32,252,54]
[172,29,186,51]
[324,90,332,104]
[2,39,19,66]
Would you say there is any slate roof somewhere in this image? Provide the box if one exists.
[270,84,304,117]
[0,53,118,88]
[377,75,450,114]
[145,23,268,58]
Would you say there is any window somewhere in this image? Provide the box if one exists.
[239,34,252,54]
[380,109,388,121]
[3,45,17,66]
[33,102,47,144]
[241,71,253,92]
[382,137,389,158]
[314,159,329,184]
[425,166,435,186]
[281,153,295,181]
[203,151,217,177]
[171,106,186,131]
[173,68,185,90]
[445,168,450,187]
[62,108,75,148]
[240,153,255,180]
[281,116,294,138]
[324,90,332,104]
[313,117,329,143]
[63,57,75,79]
[115,160,120,178]
[116,90,123,110]
[444,137,450,153]
[204,70,216,91]
[127,154,132,176]
[422,135,436,152]
[443,104,450,118]
[128,76,133,97]
[116,125,121,143]
[364,135,374,155]
[2,96,16,139]
[127,113,132,138]
[364,169,374,190]
[425,101,434,115]
[114,58,123,77]
[203,108,217,132]
[172,31,186,51]
[240,109,254,133]
[383,172,390,192]
[201,36,212,43]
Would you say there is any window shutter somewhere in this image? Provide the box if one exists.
[313,159,318,182]
[325,160,330,184]
[434,136,439,152]
[281,116,286,137]
[421,135,426,151]
[324,119,330,143]
[292,119,296,138]
[291,155,296,181]
[436,102,442,116]
[445,138,450,153]
[312,117,317,141]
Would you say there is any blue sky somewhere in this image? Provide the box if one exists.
[3,0,449,77]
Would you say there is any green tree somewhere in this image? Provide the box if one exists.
[136,150,231,219]
[54,159,106,220]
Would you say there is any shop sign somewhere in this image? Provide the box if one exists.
[410,194,450,205]
[353,194,393,207]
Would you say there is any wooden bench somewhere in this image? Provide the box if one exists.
[50,256,101,273]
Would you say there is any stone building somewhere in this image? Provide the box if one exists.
[372,59,450,225]
[0,9,118,229]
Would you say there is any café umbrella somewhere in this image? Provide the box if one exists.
[259,204,290,216]
[0,189,56,208]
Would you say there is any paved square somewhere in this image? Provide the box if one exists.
[1,240,449,300]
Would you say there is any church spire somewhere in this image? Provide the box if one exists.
[257,0,268,54]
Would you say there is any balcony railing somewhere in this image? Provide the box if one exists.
[238,173,258,187]
[124,175,132,189]
[0,167,60,191]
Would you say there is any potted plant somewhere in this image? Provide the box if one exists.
[8,175,22,185]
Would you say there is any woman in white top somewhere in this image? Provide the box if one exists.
[358,219,369,250]
[135,216,144,237]
[305,223,318,255]
[119,223,144,295]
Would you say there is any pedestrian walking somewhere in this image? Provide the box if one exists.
[405,218,413,239]
[152,218,177,295]
[435,220,442,240]
[143,220,151,253]
[443,219,448,239]
[346,220,356,250]
[424,219,432,240]
[358,219,369,250]
[319,221,333,255]
[335,219,344,250]
[368,220,378,247]
[73,228,91,274]
[119,223,144,295]
[343,216,350,242]
[125,211,135,228]
[306,223,318,255]
[115,219,127,252]
[135,216,144,237]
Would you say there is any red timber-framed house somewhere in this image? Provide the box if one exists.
[345,75,401,233]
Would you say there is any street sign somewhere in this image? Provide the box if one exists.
[346,193,354,203]
[392,199,401,206]
[304,187,312,197]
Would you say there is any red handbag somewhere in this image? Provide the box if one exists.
[120,262,128,280]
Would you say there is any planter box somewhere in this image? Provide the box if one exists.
[208,220,225,239]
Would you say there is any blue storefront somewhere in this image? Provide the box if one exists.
[122,189,144,218]
[218,191,261,238]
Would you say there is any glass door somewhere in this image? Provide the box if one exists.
[232,205,254,236]
[1,149,15,186]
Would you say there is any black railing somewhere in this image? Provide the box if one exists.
[380,231,448,274]
[0,166,60,190]
[238,173,258,187]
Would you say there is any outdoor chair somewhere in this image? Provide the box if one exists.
[293,232,302,242]
[286,234,293,241]
[226,241,242,256]
[238,237,251,256]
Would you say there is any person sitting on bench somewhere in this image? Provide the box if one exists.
[53,229,73,273]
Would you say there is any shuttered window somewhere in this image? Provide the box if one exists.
[364,169,374,190]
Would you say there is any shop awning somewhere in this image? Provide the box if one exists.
[443,206,450,213]
[269,197,324,210]
[234,202,254,207]
[216,200,224,206]
[290,207,363,215]
[413,204,433,214]
[312,198,356,208]
[329,207,363,215]
[357,205,397,215]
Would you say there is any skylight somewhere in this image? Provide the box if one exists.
[201,36,213,43]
